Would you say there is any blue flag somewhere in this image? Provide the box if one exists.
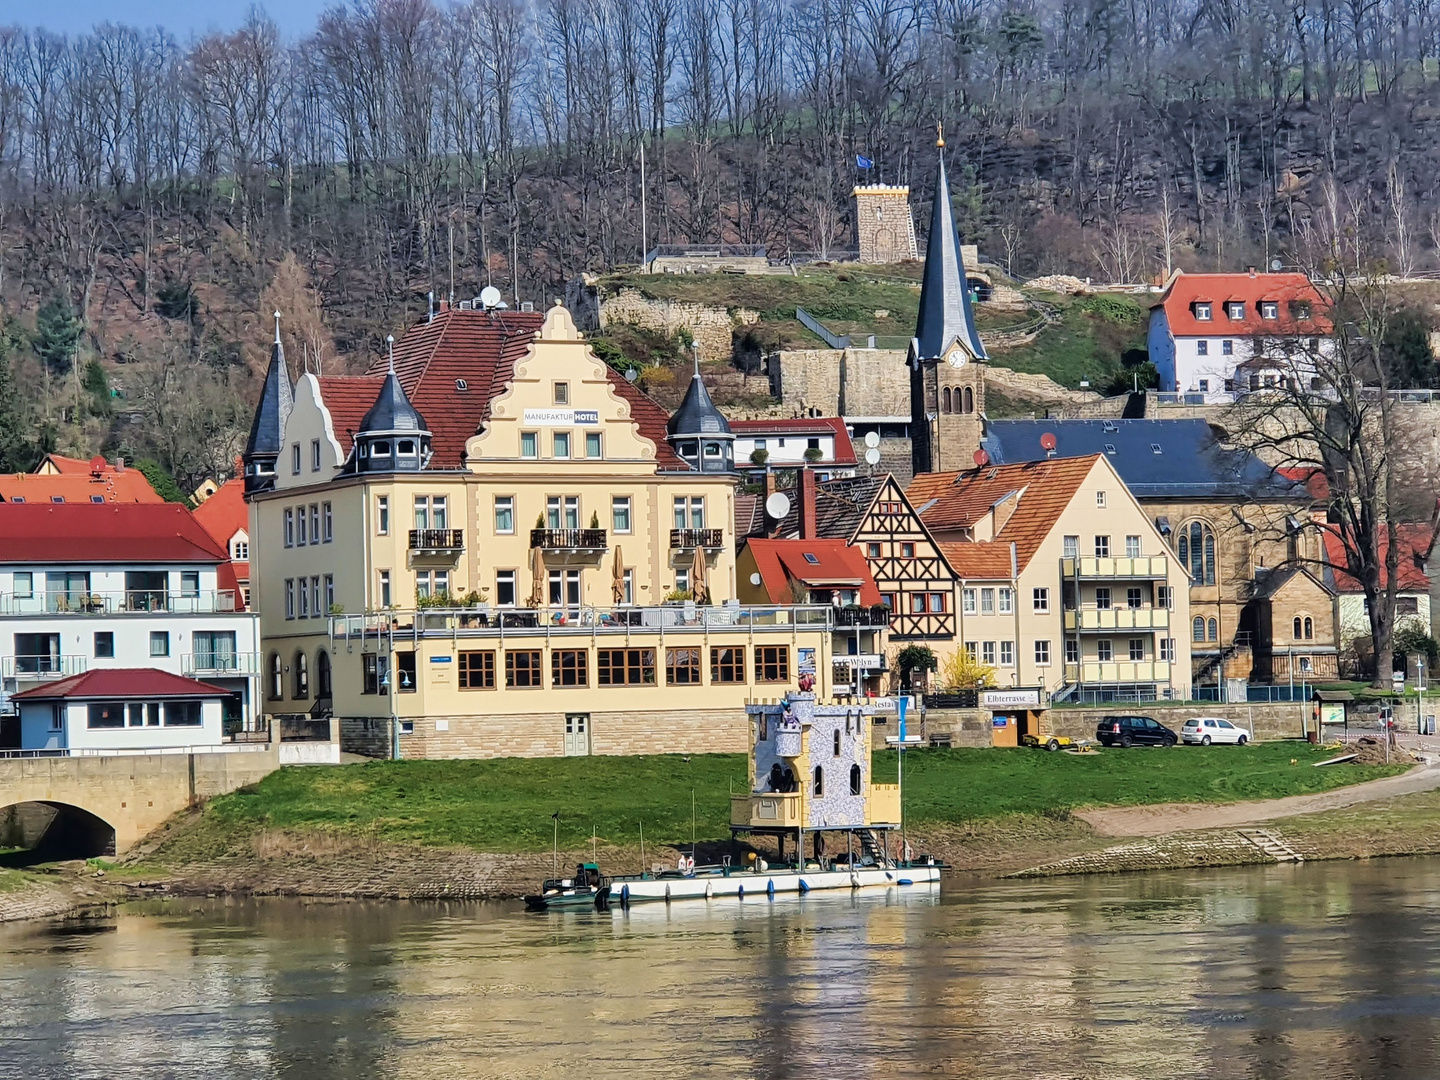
[897,696,908,743]
[856,154,874,169]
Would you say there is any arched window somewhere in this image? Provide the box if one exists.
[293,651,309,699]
[268,653,282,701]
[1177,521,1216,585]
[1294,617,1304,640]
[833,729,841,756]
[1208,618,1218,642]
[316,650,332,698]
[963,386,974,413]
[942,387,952,414]
[1192,616,1206,642]
[850,764,862,795]
[1303,617,1313,640]
[813,765,824,797]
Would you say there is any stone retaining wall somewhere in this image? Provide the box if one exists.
[1010,830,1272,877]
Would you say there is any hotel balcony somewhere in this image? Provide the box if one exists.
[181,652,263,678]
[408,528,464,553]
[0,590,241,616]
[1061,556,1169,580]
[669,528,724,550]
[1,654,87,679]
[1063,608,1170,632]
[731,791,802,829]
[1063,660,1172,683]
[530,528,607,551]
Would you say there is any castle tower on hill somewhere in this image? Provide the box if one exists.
[909,133,987,477]
[853,184,919,264]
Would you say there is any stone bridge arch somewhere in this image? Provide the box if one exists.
[0,800,116,862]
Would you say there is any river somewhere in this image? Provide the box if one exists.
[3,857,1440,1079]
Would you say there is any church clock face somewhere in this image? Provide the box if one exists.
[945,347,967,368]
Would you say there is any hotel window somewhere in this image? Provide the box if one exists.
[284,508,294,547]
[1160,638,1175,661]
[962,588,977,614]
[1063,535,1078,559]
[297,508,307,546]
[416,570,450,601]
[1125,535,1141,558]
[755,646,790,683]
[376,496,389,535]
[622,569,634,605]
[1097,639,1113,662]
[323,503,333,542]
[1095,588,1111,611]
[900,542,915,558]
[1196,340,1209,356]
[1032,588,1049,613]
[494,496,514,534]
[150,631,170,657]
[998,588,1013,614]
[1094,535,1110,558]
[549,569,581,607]
[1034,640,1051,665]
[553,381,569,404]
[711,647,745,683]
[612,496,632,533]
[520,432,538,458]
[378,570,391,608]
[459,651,496,690]
[414,496,447,531]
[585,431,602,459]
[598,648,656,685]
[1000,641,1014,666]
[311,439,321,471]
[1127,587,1142,609]
[324,575,335,612]
[506,650,544,688]
[666,647,702,685]
[291,443,301,474]
[284,579,295,619]
[552,649,589,687]
[94,632,114,658]
[981,641,996,665]
[547,496,580,530]
[673,496,705,529]
[1065,639,1079,663]
[1129,638,1145,661]
[980,588,995,614]
[553,432,571,458]
[496,570,516,607]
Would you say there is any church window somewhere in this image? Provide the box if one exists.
[1176,521,1216,586]
[962,386,974,413]
[942,387,952,414]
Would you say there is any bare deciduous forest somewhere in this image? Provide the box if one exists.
[2,0,1440,485]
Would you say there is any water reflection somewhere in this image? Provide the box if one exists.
[3,861,1440,1079]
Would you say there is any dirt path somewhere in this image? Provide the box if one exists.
[1075,764,1440,837]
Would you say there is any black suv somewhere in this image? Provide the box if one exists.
[1096,715,1177,748]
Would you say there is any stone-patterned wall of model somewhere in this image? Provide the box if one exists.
[747,693,870,829]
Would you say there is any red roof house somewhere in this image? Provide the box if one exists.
[13,668,229,701]
[1322,524,1435,594]
[0,503,227,563]
[1,454,161,504]
[739,538,882,605]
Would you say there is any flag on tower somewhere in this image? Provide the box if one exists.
[855,154,874,169]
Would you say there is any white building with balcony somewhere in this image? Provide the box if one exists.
[0,503,260,746]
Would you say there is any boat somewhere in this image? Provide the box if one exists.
[523,862,610,911]
[606,850,941,907]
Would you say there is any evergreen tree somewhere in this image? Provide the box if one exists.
[32,294,82,375]
[135,458,188,504]
[82,360,112,417]
[0,338,34,472]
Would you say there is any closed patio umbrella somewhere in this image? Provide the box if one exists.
[612,545,625,604]
[691,542,708,605]
[529,543,547,607]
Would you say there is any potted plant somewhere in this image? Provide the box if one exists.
[803,446,824,463]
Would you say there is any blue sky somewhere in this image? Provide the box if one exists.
[3,1,332,39]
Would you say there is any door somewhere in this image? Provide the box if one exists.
[564,713,591,756]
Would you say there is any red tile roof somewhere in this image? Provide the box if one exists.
[1277,466,1330,502]
[0,504,228,563]
[744,538,882,605]
[1152,271,1330,337]
[191,477,247,546]
[936,541,1016,579]
[908,456,1099,572]
[315,375,387,454]
[13,668,229,700]
[1322,524,1434,593]
[730,417,858,466]
[0,466,162,504]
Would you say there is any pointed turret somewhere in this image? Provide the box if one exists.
[243,311,295,494]
[667,353,735,473]
[353,335,431,473]
[911,132,987,365]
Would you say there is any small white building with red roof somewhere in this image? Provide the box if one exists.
[1148,270,1332,397]
[13,668,232,753]
[1322,524,1435,656]
[730,417,858,479]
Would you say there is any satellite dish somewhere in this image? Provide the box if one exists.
[1270,258,1283,272]
[765,492,791,520]
[973,449,990,467]
[749,572,762,586]
[479,285,503,309]
[864,431,881,449]
[864,447,881,466]
[1039,432,1058,452]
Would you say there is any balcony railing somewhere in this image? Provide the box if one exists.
[530,528,607,550]
[408,528,464,552]
[670,528,724,550]
[0,590,240,616]
[835,605,891,627]
[1063,608,1170,632]
[182,652,263,677]
[1061,556,1169,580]
[1064,660,1172,683]
[278,716,332,742]
[1,654,87,678]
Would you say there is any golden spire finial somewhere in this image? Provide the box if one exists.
[936,121,944,148]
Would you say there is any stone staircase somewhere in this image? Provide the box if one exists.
[1237,828,1303,862]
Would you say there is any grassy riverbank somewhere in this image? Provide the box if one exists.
[140,742,1406,862]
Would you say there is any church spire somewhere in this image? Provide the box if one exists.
[912,139,987,364]
[243,310,295,494]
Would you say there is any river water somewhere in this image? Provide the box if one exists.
[3,858,1440,1079]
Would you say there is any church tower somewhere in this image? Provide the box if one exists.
[243,312,295,494]
[909,129,987,477]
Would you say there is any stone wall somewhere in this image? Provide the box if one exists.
[565,279,752,364]
[984,366,1101,408]
[768,348,910,417]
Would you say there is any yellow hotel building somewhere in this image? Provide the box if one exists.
[242,303,834,759]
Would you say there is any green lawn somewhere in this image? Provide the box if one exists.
[185,743,1406,856]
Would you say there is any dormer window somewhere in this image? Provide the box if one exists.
[397,440,416,456]
[1292,300,1312,320]
[803,553,820,565]
[704,442,722,457]
[679,440,697,458]
[1260,301,1279,319]
[1194,302,1212,321]
[1226,302,1244,320]
[455,378,468,391]
[372,440,392,457]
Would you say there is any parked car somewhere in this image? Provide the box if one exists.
[1181,717,1250,746]
[1096,715,1177,748]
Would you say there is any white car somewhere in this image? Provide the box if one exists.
[1181,717,1250,745]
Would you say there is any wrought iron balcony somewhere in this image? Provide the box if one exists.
[530,528,607,550]
[669,528,724,550]
[835,605,891,627]
[408,528,464,552]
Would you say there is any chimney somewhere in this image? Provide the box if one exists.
[1248,266,1257,277]
[116,457,124,472]
[799,467,817,539]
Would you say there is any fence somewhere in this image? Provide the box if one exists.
[1192,684,1312,703]
[795,307,850,349]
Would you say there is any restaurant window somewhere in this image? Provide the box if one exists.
[755,646,790,683]
[598,648,656,685]
[395,651,416,692]
[459,651,496,690]
[666,647,701,685]
[711,647,745,683]
[496,570,516,607]
[552,649,589,687]
[165,701,203,727]
[495,496,514,534]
